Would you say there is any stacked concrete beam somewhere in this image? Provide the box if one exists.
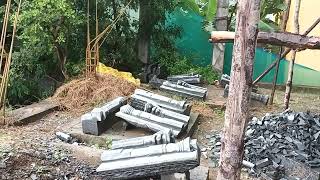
[167,73,201,84]
[129,98,190,124]
[149,77,207,100]
[116,105,185,137]
[81,97,127,135]
[132,89,191,115]
[97,138,200,179]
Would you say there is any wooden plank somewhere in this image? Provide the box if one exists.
[8,100,59,125]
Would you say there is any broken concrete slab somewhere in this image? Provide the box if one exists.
[9,100,59,125]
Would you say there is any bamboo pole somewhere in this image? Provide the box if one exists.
[269,0,291,105]
[0,0,11,72]
[252,17,320,85]
[0,0,22,118]
[284,0,301,109]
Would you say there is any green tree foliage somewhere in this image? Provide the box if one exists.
[18,0,83,79]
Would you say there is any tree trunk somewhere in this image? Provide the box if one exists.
[217,0,261,179]
[210,31,320,49]
[55,45,68,80]
[212,0,229,73]
[284,0,301,109]
[137,0,152,64]
[280,0,291,31]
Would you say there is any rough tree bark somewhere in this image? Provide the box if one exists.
[210,31,320,49]
[270,0,291,105]
[137,0,152,64]
[252,17,320,85]
[284,0,301,109]
[280,0,291,31]
[212,0,229,73]
[217,0,261,179]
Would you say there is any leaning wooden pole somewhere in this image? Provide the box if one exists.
[284,0,301,109]
[0,0,11,72]
[269,47,282,105]
[217,0,261,179]
[270,0,291,105]
[252,17,320,85]
[0,0,22,118]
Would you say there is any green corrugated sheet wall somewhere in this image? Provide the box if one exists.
[170,9,320,87]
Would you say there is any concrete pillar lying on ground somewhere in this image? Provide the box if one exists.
[223,85,269,105]
[133,89,191,115]
[116,105,185,136]
[130,98,190,124]
[167,73,201,84]
[96,138,200,179]
[111,130,175,150]
[81,97,127,135]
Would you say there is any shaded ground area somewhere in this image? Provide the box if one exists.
[0,85,319,179]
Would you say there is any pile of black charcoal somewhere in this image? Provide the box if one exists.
[209,110,320,179]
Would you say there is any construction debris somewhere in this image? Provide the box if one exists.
[97,137,200,179]
[223,85,269,105]
[132,89,191,115]
[167,73,201,84]
[81,97,127,135]
[55,132,78,144]
[150,77,207,100]
[209,110,320,179]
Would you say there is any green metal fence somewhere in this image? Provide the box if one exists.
[170,9,320,87]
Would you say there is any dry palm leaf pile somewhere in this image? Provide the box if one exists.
[53,74,137,113]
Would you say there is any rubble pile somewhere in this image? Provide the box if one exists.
[209,110,320,178]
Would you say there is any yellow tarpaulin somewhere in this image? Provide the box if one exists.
[96,62,140,86]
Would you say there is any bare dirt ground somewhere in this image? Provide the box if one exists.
[0,85,319,180]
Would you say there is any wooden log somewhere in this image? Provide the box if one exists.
[210,31,320,49]
[284,0,301,109]
[216,0,261,179]
[252,17,320,85]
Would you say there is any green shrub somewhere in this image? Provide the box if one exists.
[157,51,218,84]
